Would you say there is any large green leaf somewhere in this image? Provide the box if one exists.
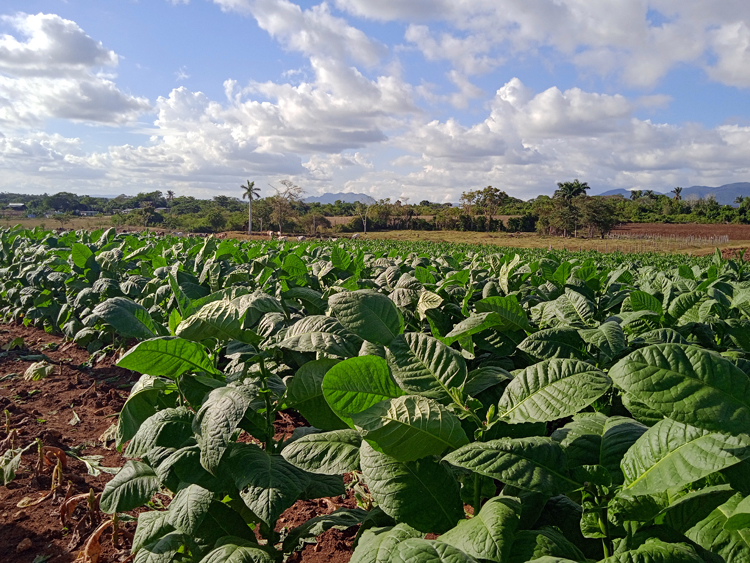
[551,414,646,485]
[517,328,588,361]
[439,496,521,562]
[630,290,663,316]
[117,337,220,378]
[352,395,469,462]
[391,539,479,563]
[275,315,362,358]
[497,359,611,423]
[281,429,362,475]
[724,494,750,531]
[350,524,424,563]
[117,375,177,447]
[125,407,194,458]
[578,321,626,363]
[282,253,308,279]
[91,297,168,339]
[225,443,310,527]
[166,484,213,535]
[610,344,750,435]
[134,532,186,563]
[176,300,254,343]
[442,437,579,496]
[283,287,326,315]
[386,332,467,403]
[656,484,735,532]
[100,460,160,513]
[198,537,275,563]
[194,385,258,475]
[168,270,197,319]
[555,289,596,326]
[685,494,750,562]
[329,289,404,346]
[551,412,607,464]
[331,247,352,271]
[600,417,648,484]
[196,501,258,549]
[71,242,95,269]
[131,511,174,555]
[668,292,705,321]
[443,312,505,345]
[508,528,586,563]
[322,355,405,427]
[360,442,464,533]
[286,359,348,431]
[475,295,532,332]
[621,418,750,495]
[600,539,704,563]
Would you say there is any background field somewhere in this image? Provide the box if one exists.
[4,214,749,257]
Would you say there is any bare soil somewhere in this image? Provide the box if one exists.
[0,324,360,563]
[0,324,133,563]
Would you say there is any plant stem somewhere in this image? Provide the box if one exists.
[598,507,611,559]
[472,473,481,517]
[259,359,275,452]
[112,512,119,547]
[36,438,44,474]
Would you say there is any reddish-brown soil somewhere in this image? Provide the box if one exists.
[611,222,750,239]
[0,324,133,563]
[721,247,750,260]
[0,324,363,563]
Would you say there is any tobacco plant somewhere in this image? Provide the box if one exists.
[3,227,750,562]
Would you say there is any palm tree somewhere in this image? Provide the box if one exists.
[166,190,175,214]
[735,196,745,207]
[241,180,260,235]
[554,179,590,201]
[630,190,643,201]
[553,179,590,237]
[672,187,682,201]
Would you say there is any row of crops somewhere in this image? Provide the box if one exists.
[2,225,750,563]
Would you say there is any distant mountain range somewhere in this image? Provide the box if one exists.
[598,182,750,206]
[303,192,376,205]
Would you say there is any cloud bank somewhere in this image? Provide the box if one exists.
[1,2,750,200]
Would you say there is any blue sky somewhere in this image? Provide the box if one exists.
[2,1,750,202]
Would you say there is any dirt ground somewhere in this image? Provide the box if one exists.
[0,324,360,563]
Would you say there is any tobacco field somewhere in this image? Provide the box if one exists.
[2,225,750,563]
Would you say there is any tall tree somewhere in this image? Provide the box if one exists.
[672,187,682,201]
[554,179,589,201]
[553,179,590,237]
[630,190,642,201]
[269,180,304,235]
[355,201,372,234]
[478,186,508,231]
[459,190,479,230]
[580,197,619,238]
[241,180,260,235]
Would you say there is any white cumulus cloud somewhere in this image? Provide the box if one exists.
[0,13,150,127]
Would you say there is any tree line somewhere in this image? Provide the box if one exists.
[3,179,750,235]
